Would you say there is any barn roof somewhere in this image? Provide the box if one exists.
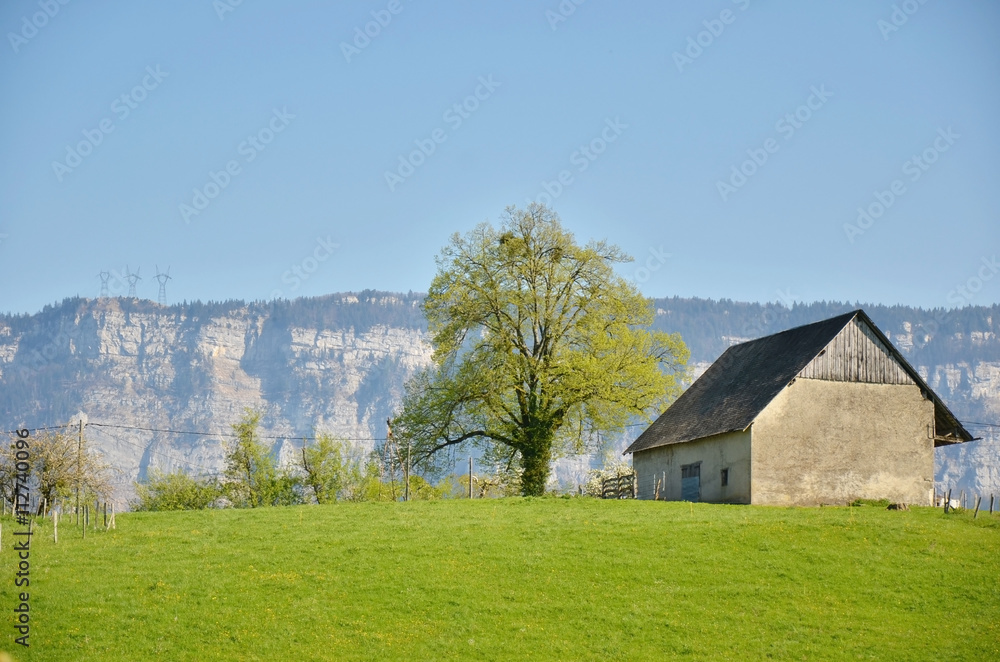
[625,310,974,455]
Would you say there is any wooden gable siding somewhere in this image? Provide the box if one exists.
[797,317,915,385]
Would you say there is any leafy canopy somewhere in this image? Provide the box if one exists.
[394,204,688,495]
[224,409,298,507]
[134,470,222,511]
[1,426,113,509]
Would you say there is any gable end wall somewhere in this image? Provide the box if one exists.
[750,379,934,506]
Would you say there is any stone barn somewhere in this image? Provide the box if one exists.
[625,310,974,506]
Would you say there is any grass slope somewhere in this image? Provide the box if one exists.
[2,500,998,661]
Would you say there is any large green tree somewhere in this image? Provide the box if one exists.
[394,204,688,495]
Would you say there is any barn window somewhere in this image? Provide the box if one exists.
[720,468,729,487]
[681,462,701,501]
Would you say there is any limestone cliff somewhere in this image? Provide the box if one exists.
[0,293,432,500]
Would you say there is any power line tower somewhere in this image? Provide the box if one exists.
[155,265,171,305]
[98,271,111,298]
[125,266,141,298]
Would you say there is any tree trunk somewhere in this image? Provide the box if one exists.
[520,442,552,497]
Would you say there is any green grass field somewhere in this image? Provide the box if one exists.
[1,499,997,661]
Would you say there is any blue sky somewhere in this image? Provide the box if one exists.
[1,0,998,315]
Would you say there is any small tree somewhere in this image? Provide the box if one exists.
[1,427,113,511]
[224,410,299,507]
[405,475,448,500]
[298,434,353,504]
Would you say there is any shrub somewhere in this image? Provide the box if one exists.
[134,470,222,511]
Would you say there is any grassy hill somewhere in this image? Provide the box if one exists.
[2,500,998,661]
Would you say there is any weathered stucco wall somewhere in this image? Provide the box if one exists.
[750,378,935,506]
[633,430,751,503]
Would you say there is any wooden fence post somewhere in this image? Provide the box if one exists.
[973,495,982,519]
[53,511,58,544]
[944,489,952,513]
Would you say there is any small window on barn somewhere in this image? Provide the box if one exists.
[720,468,729,487]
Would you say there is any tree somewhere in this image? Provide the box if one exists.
[298,434,355,504]
[393,204,688,496]
[1,427,113,511]
[223,409,299,507]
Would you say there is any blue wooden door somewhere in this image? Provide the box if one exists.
[681,463,700,502]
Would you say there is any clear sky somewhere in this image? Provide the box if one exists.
[1,0,998,315]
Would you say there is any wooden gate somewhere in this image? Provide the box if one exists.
[600,473,636,499]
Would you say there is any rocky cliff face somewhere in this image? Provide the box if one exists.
[1,294,997,504]
[0,294,433,501]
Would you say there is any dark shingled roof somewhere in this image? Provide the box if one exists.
[625,310,974,455]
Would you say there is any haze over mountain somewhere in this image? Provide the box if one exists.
[2,292,997,504]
